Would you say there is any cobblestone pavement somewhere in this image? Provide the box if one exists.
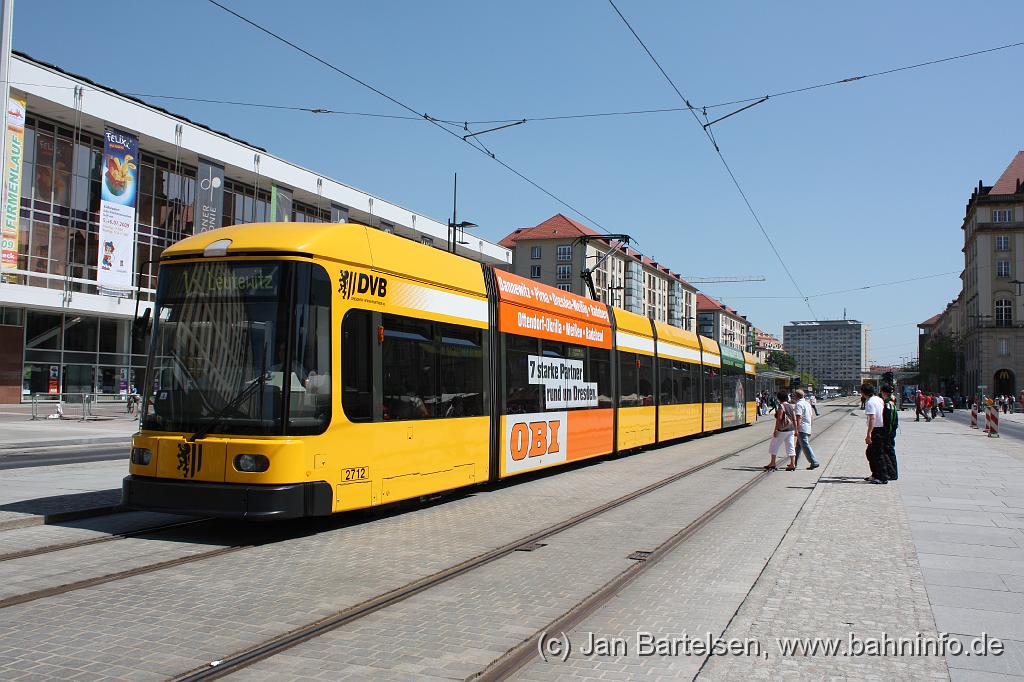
[228,411,855,681]
[0,409,837,680]
[695,414,949,681]
[508,412,864,682]
[896,413,1024,681]
[0,460,126,529]
[0,511,182,558]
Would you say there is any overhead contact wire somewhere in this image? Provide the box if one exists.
[205,0,612,234]
[606,0,816,319]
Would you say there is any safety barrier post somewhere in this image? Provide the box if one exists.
[970,403,978,428]
[984,405,992,433]
[989,406,1000,438]
[30,393,38,420]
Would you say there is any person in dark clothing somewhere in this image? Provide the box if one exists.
[861,383,889,484]
[880,384,899,481]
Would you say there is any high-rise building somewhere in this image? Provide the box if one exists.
[783,319,868,388]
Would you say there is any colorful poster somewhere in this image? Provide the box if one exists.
[1,96,27,272]
[194,157,224,233]
[98,127,138,294]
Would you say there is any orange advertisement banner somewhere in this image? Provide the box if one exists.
[494,270,610,324]
[499,301,611,349]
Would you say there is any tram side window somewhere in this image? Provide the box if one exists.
[704,366,722,403]
[290,263,333,434]
[438,324,483,417]
[638,354,654,406]
[659,358,676,405]
[382,315,437,420]
[589,347,612,408]
[619,351,638,407]
[677,361,695,403]
[745,375,755,403]
[505,334,541,414]
[341,309,373,422]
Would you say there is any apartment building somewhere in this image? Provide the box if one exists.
[499,214,698,330]
[958,151,1024,397]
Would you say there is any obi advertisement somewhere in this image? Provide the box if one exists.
[502,409,613,476]
[98,127,138,294]
[1,96,26,271]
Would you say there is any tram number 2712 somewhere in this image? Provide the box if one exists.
[342,467,369,482]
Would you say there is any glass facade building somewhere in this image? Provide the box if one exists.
[0,53,510,403]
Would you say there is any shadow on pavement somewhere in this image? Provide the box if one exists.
[0,489,122,517]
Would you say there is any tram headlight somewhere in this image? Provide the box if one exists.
[130,447,152,465]
[234,454,269,473]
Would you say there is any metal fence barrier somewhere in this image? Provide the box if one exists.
[30,392,140,422]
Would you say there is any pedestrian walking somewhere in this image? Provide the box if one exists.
[808,391,819,416]
[915,390,925,422]
[1003,395,1009,415]
[763,390,796,471]
[929,393,938,420]
[880,384,899,481]
[861,383,890,484]
[792,389,819,469]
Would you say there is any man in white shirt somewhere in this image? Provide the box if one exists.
[861,383,889,484]
[792,389,819,469]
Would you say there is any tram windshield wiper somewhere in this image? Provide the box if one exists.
[187,371,270,443]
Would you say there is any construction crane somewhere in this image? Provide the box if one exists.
[683,275,766,283]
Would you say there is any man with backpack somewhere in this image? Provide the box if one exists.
[861,383,890,484]
[880,384,899,481]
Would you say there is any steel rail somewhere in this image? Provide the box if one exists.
[0,544,247,610]
[0,516,212,562]
[173,403,855,681]
[475,409,854,680]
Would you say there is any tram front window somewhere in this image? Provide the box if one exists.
[141,261,331,436]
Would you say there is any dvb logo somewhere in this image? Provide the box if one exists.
[338,269,388,299]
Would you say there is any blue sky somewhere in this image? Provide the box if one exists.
[14,1,1024,364]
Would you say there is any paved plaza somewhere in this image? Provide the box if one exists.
[0,402,1021,680]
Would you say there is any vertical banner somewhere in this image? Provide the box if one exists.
[1,96,27,273]
[98,127,138,295]
[195,157,224,232]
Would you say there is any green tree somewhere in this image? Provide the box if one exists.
[767,350,796,372]
[920,333,957,390]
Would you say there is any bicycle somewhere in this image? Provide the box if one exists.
[126,393,141,416]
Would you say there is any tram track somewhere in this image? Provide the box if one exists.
[172,403,856,681]
[478,409,857,681]
[0,516,211,563]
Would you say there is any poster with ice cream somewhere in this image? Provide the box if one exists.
[97,127,138,295]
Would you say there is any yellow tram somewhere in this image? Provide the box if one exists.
[123,223,757,519]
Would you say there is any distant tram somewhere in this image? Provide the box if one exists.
[122,223,757,519]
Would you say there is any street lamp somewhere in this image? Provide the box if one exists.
[447,172,477,254]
